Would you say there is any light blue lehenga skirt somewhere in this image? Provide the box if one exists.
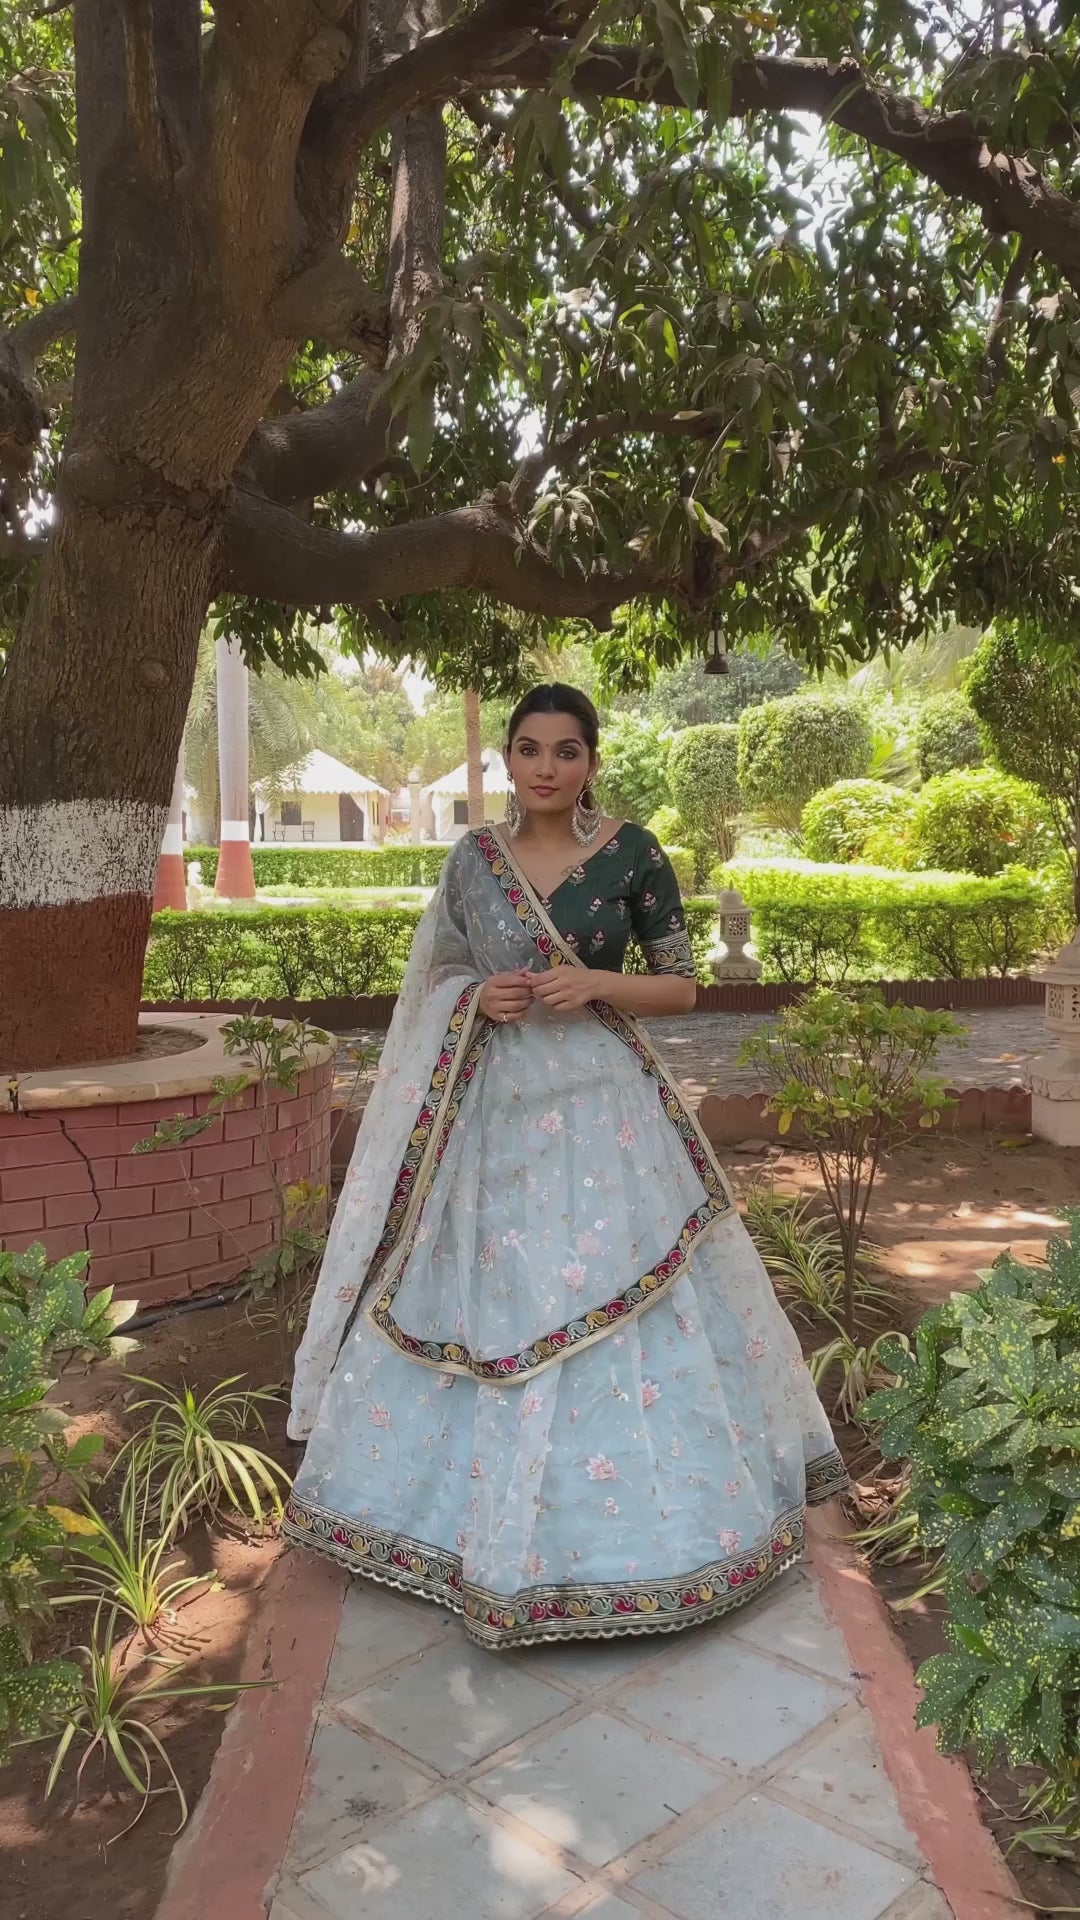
[284,830,846,1650]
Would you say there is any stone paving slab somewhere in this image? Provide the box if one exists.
[268,1569,955,1920]
[332,1007,1045,1118]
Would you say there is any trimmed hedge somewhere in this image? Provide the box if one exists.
[717,858,1065,983]
[145,898,723,999]
[145,906,424,1000]
[184,843,451,889]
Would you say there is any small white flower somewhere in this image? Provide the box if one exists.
[561,1259,587,1293]
[604,1497,620,1516]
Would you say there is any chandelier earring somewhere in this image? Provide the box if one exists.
[505,789,525,837]
[572,784,603,847]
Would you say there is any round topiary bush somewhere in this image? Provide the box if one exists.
[801,780,917,864]
[914,692,984,781]
[908,766,1055,875]
[668,723,741,865]
[738,694,873,831]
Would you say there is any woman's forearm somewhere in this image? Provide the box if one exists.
[592,971,698,1017]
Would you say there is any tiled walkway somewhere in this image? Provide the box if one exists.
[266,1569,953,1920]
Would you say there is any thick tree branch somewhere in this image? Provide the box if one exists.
[222,484,652,617]
[311,0,573,180]
[362,32,1080,289]
[269,252,390,360]
[239,369,390,502]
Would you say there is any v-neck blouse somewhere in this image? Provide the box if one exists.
[529,823,696,978]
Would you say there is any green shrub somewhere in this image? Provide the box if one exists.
[663,846,696,893]
[738,694,874,831]
[646,804,685,846]
[146,897,718,998]
[866,1213,1080,1817]
[145,906,424,1000]
[908,768,1055,877]
[718,859,1061,982]
[184,844,450,890]
[595,714,671,823]
[914,692,985,781]
[668,724,741,865]
[0,1244,137,1755]
[801,781,917,865]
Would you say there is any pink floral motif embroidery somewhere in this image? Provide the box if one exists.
[587,1454,618,1481]
[479,1234,497,1271]
[718,1528,742,1552]
[577,1230,604,1255]
[747,1336,769,1359]
[520,1388,543,1418]
[335,1285,358,1302]
[526,1554,547,1577]
[397,1081,422,1103]
[617,1123,636,1149]
[641,1380,662,1409]
[725,1478,742,1496]
[368,1404,391,1429]
[538,1111,564,1136]
[561,1260,587,1293]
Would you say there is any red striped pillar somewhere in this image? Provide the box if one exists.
[214,634,256,900]
[153,744,188,912]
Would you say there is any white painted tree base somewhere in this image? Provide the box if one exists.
[1028,1048,1080,1146]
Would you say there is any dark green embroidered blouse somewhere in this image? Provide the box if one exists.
[539,823,696,978]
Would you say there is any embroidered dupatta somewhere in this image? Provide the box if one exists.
[289,827,733,1440]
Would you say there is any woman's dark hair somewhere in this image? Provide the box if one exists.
[506,683,600,756]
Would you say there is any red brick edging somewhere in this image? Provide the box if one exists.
[155,1550,346,1920]
[808,1508,1021,1920]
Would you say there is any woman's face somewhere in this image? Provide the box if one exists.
[506,712,599,820]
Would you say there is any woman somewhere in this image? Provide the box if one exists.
[286,685,845,1649]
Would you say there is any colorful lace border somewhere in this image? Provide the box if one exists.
[284,1452,847,1651]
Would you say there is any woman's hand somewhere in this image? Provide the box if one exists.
[529,967,609,1015]
[479,969,535,1024]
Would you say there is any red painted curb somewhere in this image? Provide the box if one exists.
[807,1508,1022,1920]
[156,1549,345,1920]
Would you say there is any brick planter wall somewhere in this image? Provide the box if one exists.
[1,1029,333,1309]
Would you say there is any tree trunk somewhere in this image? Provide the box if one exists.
[214,634,257,899]
[0,504,216,1071]
[153,739,188,912]
[464,688,484,828]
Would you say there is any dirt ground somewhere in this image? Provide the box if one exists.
[3,1131,1077,1920]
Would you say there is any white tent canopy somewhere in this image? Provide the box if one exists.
[253,749,389,798]
[424,749,509,800]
